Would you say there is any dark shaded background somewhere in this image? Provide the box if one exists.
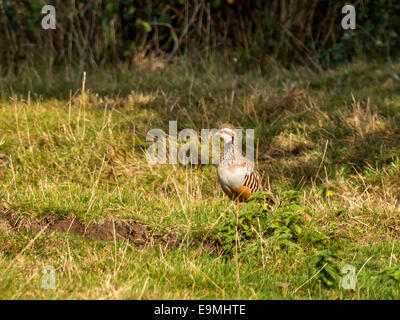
[1,0,399,71]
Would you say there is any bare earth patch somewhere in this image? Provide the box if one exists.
[0,208,179,248]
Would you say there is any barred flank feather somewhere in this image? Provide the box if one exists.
[243,168,262,193]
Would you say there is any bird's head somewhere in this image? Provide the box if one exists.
[215,123,236,143]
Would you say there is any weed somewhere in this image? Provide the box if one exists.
[308,250,341,287]
[213,191,305,255]
[380,265,400,282]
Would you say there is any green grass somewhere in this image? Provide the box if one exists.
[1,57,400,299]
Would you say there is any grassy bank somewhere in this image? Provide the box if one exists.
[0,57,400,299]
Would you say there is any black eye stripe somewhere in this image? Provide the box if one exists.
[222,129,234,135]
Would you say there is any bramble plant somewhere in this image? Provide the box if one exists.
[213,191,306,256]
[308,250,341,288]
[380,265,400,282]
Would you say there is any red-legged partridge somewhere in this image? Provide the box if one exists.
[215,123,264,202]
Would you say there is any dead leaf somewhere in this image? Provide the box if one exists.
[276,282,290,288]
